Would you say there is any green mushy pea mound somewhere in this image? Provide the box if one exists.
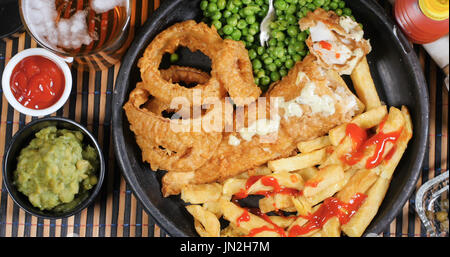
[13,126,99,211]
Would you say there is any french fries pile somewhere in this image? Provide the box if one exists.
[181,58,413,237]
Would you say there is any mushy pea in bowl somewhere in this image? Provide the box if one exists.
[13,126,99,211]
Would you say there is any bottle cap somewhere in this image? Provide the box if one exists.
[419,0,449,21]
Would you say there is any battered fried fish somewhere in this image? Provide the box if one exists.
[161,55,364,196]
[299,8,372,75]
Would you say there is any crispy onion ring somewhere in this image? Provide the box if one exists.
[124,86,225,172]
[146,66,211,118]
[160,65,211,86]
[138,20,260,106]
[215,39,261,106]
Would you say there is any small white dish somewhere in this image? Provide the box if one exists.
[1,48,72,116]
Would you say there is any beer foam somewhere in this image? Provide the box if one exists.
[91,0,127,13]
[24,0,94,50]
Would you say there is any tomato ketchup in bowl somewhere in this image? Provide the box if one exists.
[2,48,72,116]
[10,56,65,110]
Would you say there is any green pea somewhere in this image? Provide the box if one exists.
[273,30,285,41]
[254,77,260,85]
[338,0,346,8]
[170,53,179,63]
[314,0,325,6]
[299,0,307,6]
[249,23,260,33]
[246,34,254,43]
[245,5,261,14]
[231,5,239,13]
[246,15,256,24]
[223,10,232,18]
[237,19,247,29]
[208,3,218,12]
[226,1,235,10]
[242,28,249,36]
[243,7,254,16]
[330,2,338,9]
[242,0,252,4]
[297,31,308,41]
[211,11,222,20]
[231,30,242,40]
[270,21,278,30]
[266,63,277,72]
[287,44,297,55]
[257,46,265,55]
[217,0,226,10]
[200,0,208,10]
[285,59,294,69]
[268,38,277,47]
[279,69,288,77]
[289,37,298,44]
[294,42,305,52]
[286,4,297,14]
[274,59,283,67]
[343,7,352,16]
[287,25,299,37]
[227,16,238,26]
[232,0,242,6]
[252,59,263,70]
[248,49,257,60]
[260,5,269,16]
[276,20,288,30]
[248,27,258,35]
[274,46,285,58]
[263,57,274,64]
[286,14,297,24]
[222,25,234,35]
[212,20,222,30]
[260,76,271,86]
[293,54,302,62]
[307,3,315,10]
[256,70,266,78]
[302,8,309,16]
[274,0,288,10]
[270,71,281,82]
[336,8,343,15]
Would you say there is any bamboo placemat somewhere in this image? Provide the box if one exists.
[0,0,447,237]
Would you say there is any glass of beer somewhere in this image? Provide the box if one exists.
[19,0,131,70]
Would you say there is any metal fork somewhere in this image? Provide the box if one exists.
[259,0,275,47]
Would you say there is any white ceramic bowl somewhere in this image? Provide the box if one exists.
[1,48,72,116]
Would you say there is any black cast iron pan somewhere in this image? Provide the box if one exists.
[112,0,429,237]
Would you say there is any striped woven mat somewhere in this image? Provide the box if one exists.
[0,0,447,237]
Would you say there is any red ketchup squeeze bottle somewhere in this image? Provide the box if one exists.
[394,0,449,90]
[394,0,448,44]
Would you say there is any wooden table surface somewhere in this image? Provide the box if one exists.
[0,0,447,237]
